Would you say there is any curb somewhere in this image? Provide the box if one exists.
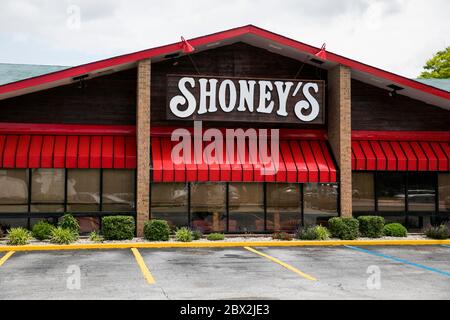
[1,239,449,252]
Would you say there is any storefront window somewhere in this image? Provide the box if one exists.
[0,169,29,213]
[102,170,136,212]
[408,173,436,212]
[191,183,226,233]
[438,173,450,212]
[303,183,338,226]
[151,183,188,229]
[352,173,375,212]
[229,183,264,232]
[266,183,301,232]
[377,173,405,212]
[67,169,101,233]
[31,169,65,212]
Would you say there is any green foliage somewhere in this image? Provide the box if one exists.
[175,227,193,242]
[419,47,450,79]
[328,217,359,240]
[58,214,80,233]
[144,220,170,241]
[192,230,203,240]
[32,221,55,241]
[7,227,32,245]
[89,231,103,243]
[424,224,449,240]
[297,225,330,241]
[272,232,293,241]
[383,223,407,237]
[50,227,78,244]
[102,216,135,240]
[357,216,385,238]
[207,233,225,241]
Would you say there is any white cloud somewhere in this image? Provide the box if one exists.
[0,0,448,77]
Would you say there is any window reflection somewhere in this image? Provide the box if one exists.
[408,173,435,212]
[31,169,64,203]
[229,183,264,232]
[352,173,375,212]
[266,183,301,232]
[67,169,100,211]
[439,174,450,212]
[0,169,28,212]
[151,183,188,229]
[102,170,135,212]
[377,173,405,212]
[191,183,226,233]
[304,183,338,225]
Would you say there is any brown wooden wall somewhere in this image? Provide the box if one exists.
[0,68,137,125]
[151,42,328,129]
[352,79,450,131]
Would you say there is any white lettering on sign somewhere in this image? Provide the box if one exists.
[168,76,323,123]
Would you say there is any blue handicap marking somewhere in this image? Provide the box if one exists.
[345,245,450,278]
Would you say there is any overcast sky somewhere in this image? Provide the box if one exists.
[0,0,448,78]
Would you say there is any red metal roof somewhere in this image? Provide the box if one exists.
[352,131,450,171]
[151,136,337,183]
[0,133,136,169]
[0,25,449,107]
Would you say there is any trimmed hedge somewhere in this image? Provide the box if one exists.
[207,233,225,241]
[102,216,135,240]
[383,223,407,237]
[144,220,170,241]
[328,217,359,240]
[357,216,385,238]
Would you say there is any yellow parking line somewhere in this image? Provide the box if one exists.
[0,251,15,267]
[131,248,155,285]
[244,246,317,281]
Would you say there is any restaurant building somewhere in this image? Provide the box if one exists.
[0,25,449,235]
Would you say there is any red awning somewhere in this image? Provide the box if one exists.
[0,134,136,169]
[151,137,337,183]
[352,139,450,171]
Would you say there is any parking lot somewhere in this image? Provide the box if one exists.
[0,245,449,300]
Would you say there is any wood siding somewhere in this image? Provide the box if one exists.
[151,42,328,129]
[352,79,450,131]
[0,68,137,125]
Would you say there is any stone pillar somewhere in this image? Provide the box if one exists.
[136,59,151,236]
[327,65,352,218]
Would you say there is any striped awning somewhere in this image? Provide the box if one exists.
[0,135,136,169]
[151,137,337,183]
[352,140,450,171]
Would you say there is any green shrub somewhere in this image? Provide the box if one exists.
[144,220,170,241]
[424,224,449,240]
[358,216,385,238]
[328,217,359,240]
[89,231,103,243]
[50,227,78,244]
[207,233,225,241]
[297,225,330,240]
[272,232,293,241]
[102,216,135,240]
[192,230,203,240]
[383,223,407,237]
[175,227,193,242]
[32,221,55,241]
[7,227,32,245]
[58,214,80,233]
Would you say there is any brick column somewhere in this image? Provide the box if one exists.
[327,65,352,218]
[136,59,151,236]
